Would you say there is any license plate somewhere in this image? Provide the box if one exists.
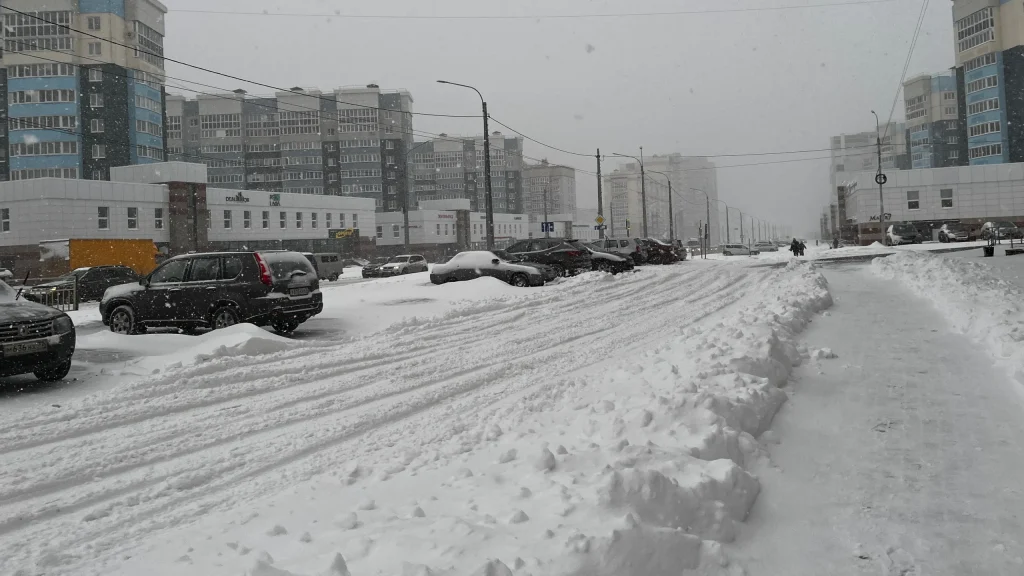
[3,339,47,357]
[289,287,309,297]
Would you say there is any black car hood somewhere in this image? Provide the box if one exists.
[0,299,60,321]
[33,279,74,289]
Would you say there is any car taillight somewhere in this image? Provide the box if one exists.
[253,253,273,286]
[565,250,582,257]
[635,245,642,252]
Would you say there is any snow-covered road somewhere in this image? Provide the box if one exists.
[0,261,791,575]
[733,266,1024,575]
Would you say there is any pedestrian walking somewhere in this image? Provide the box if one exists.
[790,238,801,257]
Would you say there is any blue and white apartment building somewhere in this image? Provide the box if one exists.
[0,0,168,182]
[901,71,967,169]
[952,0,1024,165]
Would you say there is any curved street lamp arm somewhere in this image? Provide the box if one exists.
[436,80,483,104]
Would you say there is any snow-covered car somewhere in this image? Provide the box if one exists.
[721,244,759,256]
[594,237,649,264]
[886,223,924,246]
[938,223,974,243]
[429,251,545,287]
[492,250,559,282]
[379,254,429,276]
[0,279,75,382]
[754,241,779,252]
[0,268,13,282]
[979,221,1022,241]
[577,241,634,273]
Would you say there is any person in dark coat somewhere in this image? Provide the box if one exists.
[798,240,807,256]
[790,238,800,256]
[832,237,840,249]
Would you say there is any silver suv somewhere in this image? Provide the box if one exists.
[379,254,429,276]
[593,237,648,264]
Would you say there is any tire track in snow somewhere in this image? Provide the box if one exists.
[0,264,764,573]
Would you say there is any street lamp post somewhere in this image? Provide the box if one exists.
[437,80,494,249]
[871,110,885,244]
[612,150,648,237]
[397,139,436,252]
[646,169,675,243]
[690,188,711,259]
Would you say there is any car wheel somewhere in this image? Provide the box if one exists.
[34,359,72,382]
[444,276,457,283]
[109,305,137,335]
[510,273,529,288]
[329,273,340,281]
[597,260,613,273]
[549,264,566,277]
[211,306,240,330]
[272,320,300,334]
[723,251,732,256]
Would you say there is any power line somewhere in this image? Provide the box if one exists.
[1,7,478,119]
[882,0,930,140]
[169,0,899,20]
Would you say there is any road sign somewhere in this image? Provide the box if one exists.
[595,215,605,225]
[594,225,607,231]
[875,173,887,185]
[541,222,555,233]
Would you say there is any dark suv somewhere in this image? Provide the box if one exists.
[99,251,322,335]
[505,238,592,277]
[0,279,76,382]
[27,265,139,303]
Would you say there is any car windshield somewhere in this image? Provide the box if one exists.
[996,222,1017,229]
[57,268,90,281]
[894,225,917,234]
[388,256,411,263]
[946,224,966,232]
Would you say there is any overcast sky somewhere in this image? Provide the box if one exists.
[163,0,956,236]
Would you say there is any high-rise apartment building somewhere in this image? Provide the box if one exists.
[603,154,719,242]
[522,160,576,220]
[951,1,1024,164]
[166,85,414,211]
[902,71,968,169]
[1,0,168,182]
[408,131,525,213]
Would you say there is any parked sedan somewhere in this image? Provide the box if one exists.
[361,257,389,278]
[379,254,429,276]
[0,279,75,382]
[579,242,634,273]
[980,221,1023,241]
[429,251,545,287]
[27,265,139,303]
[938,223,974,242]
[492,250,559,282]
[505,239,592,276]
[721,244,760,256]
[754,241,779,252]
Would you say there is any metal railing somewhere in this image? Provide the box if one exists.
[15,278,79,312]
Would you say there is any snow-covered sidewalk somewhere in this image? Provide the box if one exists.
[732,266,1024,575]
[0,261,833,575]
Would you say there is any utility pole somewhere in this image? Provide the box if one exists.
[639,147,648,238]
[543,184,550,238]
[596,149,604,240]
[667,179,675,244]
[705,195,711,252]
[725,206,730,244]
[871,110,885,243]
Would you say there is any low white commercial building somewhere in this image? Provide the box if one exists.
[0,162,377,274]
[835,163,1024,242]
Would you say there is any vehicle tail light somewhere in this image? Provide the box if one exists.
[253,253,273,286]
[635,245,642,252]
[565,250,582,257]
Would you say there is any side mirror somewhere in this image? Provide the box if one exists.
[491,259,500,265]
[140,277,150,287]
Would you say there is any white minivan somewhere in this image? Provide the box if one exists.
[721,244,760,256]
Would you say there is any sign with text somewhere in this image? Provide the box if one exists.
[226,192,250,203]
[329,228,357,239]
[869,213,892,222]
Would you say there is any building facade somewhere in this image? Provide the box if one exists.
[902,71,968,169]
[603,154,720,243]
[408,132,525,214]
[165,85,414,212]
[951,0,1024,165]
[836,163,1024,243]
[522,160,576,221]
[1,0,169,183]
[828,123,910,202]
[0,162,376,273]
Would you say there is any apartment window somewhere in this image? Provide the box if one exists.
[436,223,441,235]
[943,92,956,101]
[387,171,396,180]
[947,135,959,145]
[155,208,164,230]
[262,211,269,229]
[87,16,101,30]
[90,93,104,108]
[1,208,9,232]
[97,207,109,230]
[386,155,395,165]
[88,68,102,82]
[91,169,103,180]
[92,144,106,159]
[388,224,398,238]
[376,225,383,239]
[88,42,102,55]
[940,189,954,208]
[968,98,999,116]
[127,207,138,230]
[243,210,252,229]
[964,52,997,72]
[328,158,337,166]
[945,107,956,116]
[949,150,960,160]
[311,212,318,229]
[907,190,920,210]
[969,142,1001,159]
[339,213,346,228]
[280,211,287,229]
[387,200,396,210]
[966,75,998,94]
[352,214,358,229]
[326,213,332,228]
[223,210,232,229]
[91,118,104,133]
[969,121,1000,138]
[957,7,995,53]
[296,212,303,229]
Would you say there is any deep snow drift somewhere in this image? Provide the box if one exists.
[872,251,1024,396]
[0,261,832,575]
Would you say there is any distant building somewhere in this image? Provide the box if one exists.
[522,160,576,221]
[1,0,169,182]
[829,123,910,200]
[165,84,414,212]
[408,131,524,214]
[902,71,968,169]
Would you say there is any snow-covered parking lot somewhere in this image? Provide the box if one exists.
[2,251,1023,575]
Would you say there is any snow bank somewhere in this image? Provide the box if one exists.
[872,251,1024,391]
[106,262,832,576]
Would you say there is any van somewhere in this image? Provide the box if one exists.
[312,252,345,281]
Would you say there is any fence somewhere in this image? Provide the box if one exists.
[14,278,79,312]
